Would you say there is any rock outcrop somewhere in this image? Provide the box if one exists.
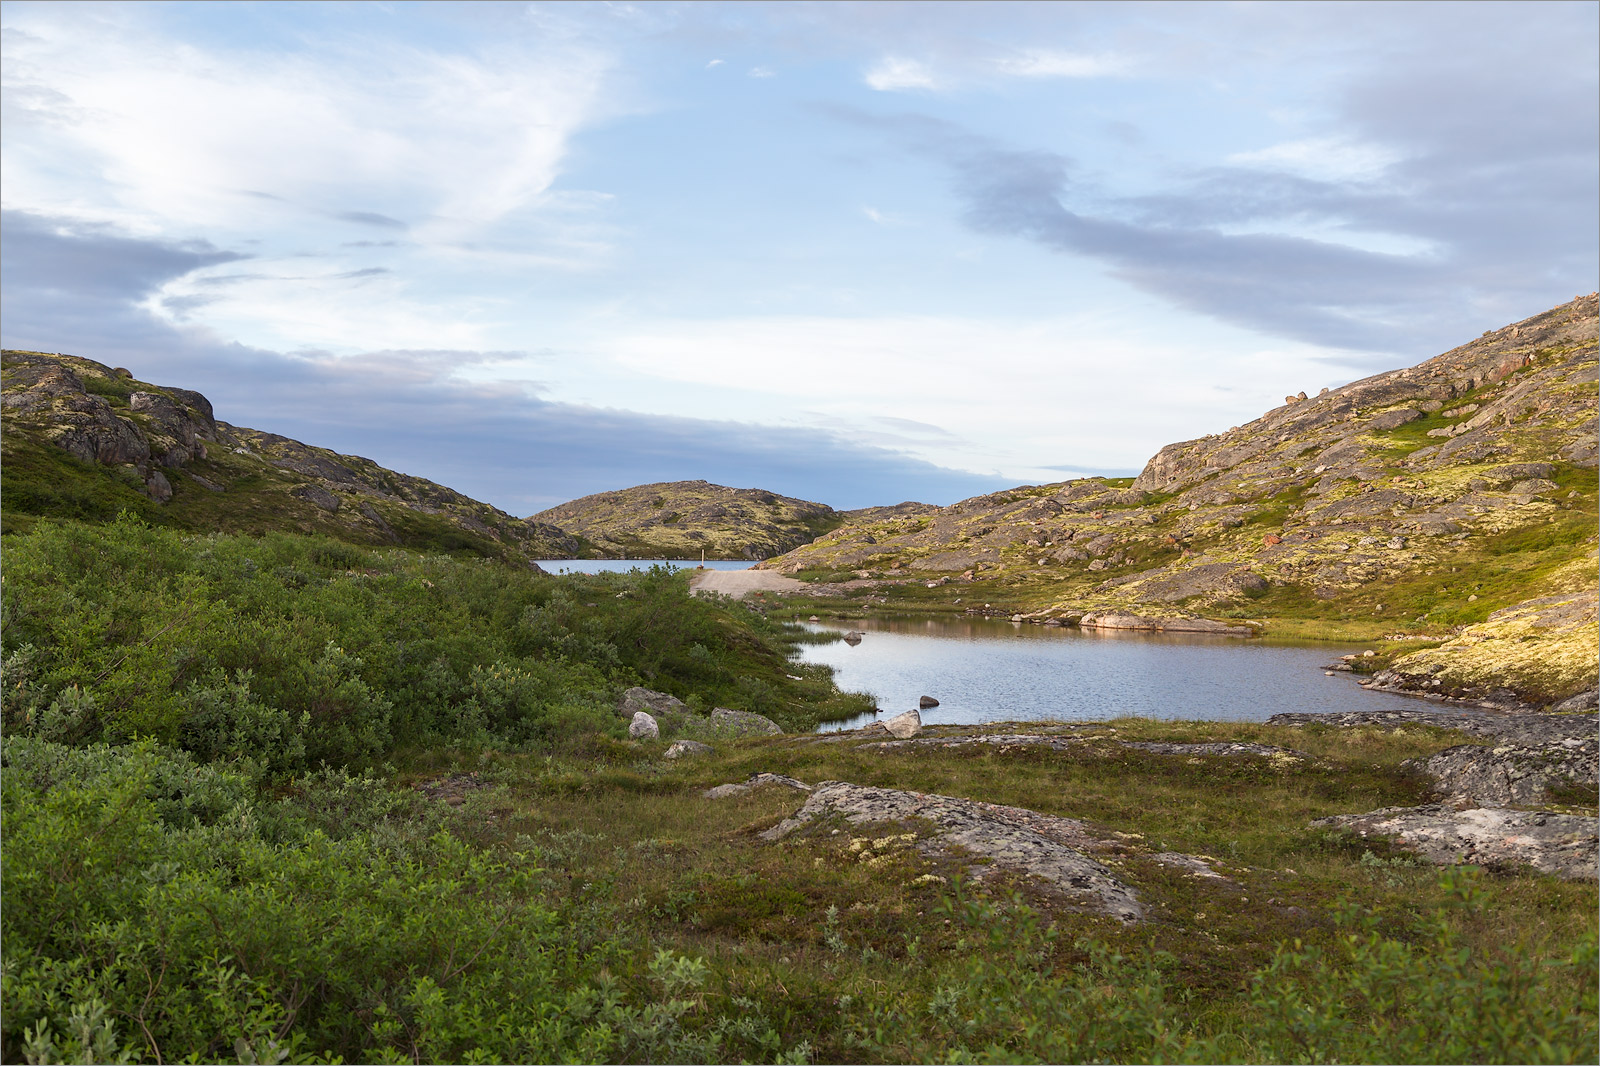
[1313,805,1597,881]
[761,781,1145,921]
[2,349,581,562]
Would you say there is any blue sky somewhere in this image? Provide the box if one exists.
[3,1,1595,513]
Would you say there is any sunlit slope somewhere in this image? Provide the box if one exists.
[764,296,1599,702]
[533,480,846,560]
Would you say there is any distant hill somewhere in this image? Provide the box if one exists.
[1,350,580,564]
[533,480,845,560]
[763,296,1599,705]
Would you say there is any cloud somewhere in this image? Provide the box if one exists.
[0,210,245,301]
[864,56,939,92]
[830,100,1596,357]
[990,48,1126,79]
[0,211,1003,512]
[747,65,775,78]
[334,210,409,230]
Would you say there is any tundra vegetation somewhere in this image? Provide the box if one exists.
[2,518,1595,1065]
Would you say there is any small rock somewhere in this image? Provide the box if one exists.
[883,709,922,739]
[629,711,659,740]
[919,695,940,709]
[842,631,864,646]
[664,739,713,759]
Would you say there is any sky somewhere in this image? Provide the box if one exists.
[2,1,1596,514]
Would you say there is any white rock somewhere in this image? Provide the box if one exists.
[629,711,659,740]
[883,708,922,739]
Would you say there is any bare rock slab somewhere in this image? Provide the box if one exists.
[762,781,1143,921]
[1313,805,1598,881]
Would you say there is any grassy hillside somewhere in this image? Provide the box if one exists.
[534,480,845,560]
[762,296,1600,705]
[1,350,582,564]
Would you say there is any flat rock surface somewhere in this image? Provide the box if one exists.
[1267,709,1597,746]
[1313,804,1597,880]
[761,781,1143,921]
[858,732,1305,761]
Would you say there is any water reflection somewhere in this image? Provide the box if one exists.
[796,615,1417,730]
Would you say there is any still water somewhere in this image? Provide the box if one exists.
[795,616,1419,729]
[542,559,754,575]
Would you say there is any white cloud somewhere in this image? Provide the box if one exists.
[0,6,613,238]
[864,56,940,92]
[1226,136,1404,183]
[706,58,724,68]
[991,49,1128,79]
[595,314,1346,478]
[747,65,776,78]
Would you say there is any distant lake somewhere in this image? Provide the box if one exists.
[541,559,755,575]
[796,616,1426,730]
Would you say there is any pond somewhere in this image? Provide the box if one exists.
[794,616,1423,730]
[541,559,754,575]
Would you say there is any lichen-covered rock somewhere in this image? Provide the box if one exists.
[762,781,1144,921]
[628,711,659,740]
[1266,708,1598,747]
[1371,588,1599,705]
[1403,738,1597,807]
[663,739,712,759]
[1313,804,1597,880]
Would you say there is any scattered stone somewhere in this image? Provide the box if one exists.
[883,709,923,739]
[842,631,864,646]
[704,772,812,799]
[1312,805,1597,881]
[629,711,659,740]
[709,707,784,736]
[762,782,1143,921]
[1152,852,1229,880]
[919,695,940,709]
[664,739,713,759]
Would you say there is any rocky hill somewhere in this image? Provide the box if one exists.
[532,480,845,560]
[762,296,1600,706]
[1,350,580,563]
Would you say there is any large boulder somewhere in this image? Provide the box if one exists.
[883,709,922,739]
[619,686,688,718]
[628,711,659,740]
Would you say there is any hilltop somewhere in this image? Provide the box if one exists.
[532,480,846,560]
[0,350,580,564]
[762,296,1600,706]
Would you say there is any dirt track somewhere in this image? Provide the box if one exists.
[689,568,807,600]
